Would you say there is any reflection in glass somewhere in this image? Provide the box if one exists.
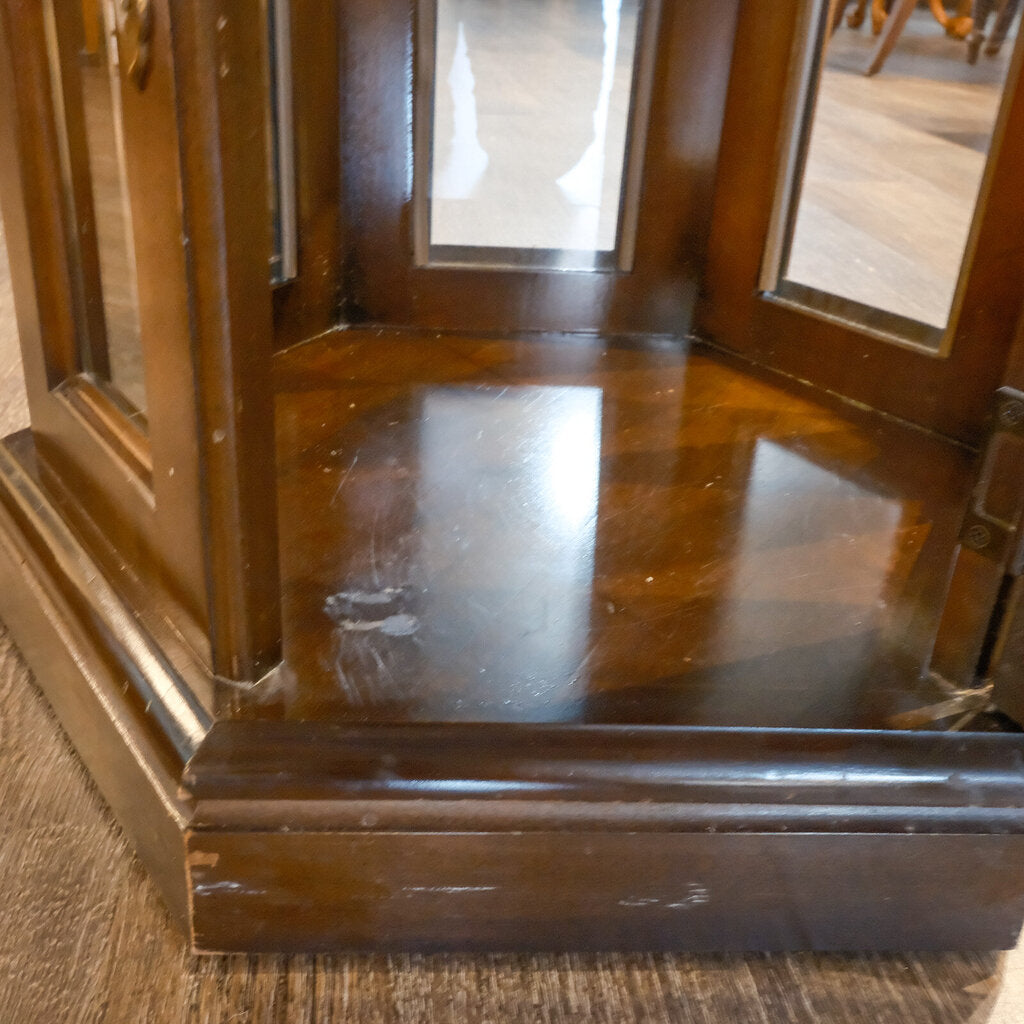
[778,3,1019,333]
[48,0,147,414]
[428,0,641,260]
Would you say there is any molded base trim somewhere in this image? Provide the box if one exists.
[186,829,1024,953]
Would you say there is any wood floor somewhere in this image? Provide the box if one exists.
[3,224,1024,1017]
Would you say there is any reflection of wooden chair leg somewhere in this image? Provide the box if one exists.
[831,0,851,32]
[840,0,891,33]
[865,0,916,75]
[986,0,1021,53]
[941,0,974,38]
[871,0,889,33]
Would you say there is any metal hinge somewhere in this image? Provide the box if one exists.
[958,386,1024,570]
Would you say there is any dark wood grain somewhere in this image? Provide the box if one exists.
[168,0,281,680]
[0,0,217,667]
[6,0,1024,968]
[264,327,975,731]
[186,829,1024,953]
[270,1,344,350]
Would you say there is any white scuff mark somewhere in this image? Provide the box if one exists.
[330,454,358,507]
[193,881,264,896]
[336,613,420,637]
[402,885,498,895]
[328,587,406,606]
[618,885,710,909]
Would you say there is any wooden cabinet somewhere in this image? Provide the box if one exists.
[1,0,1024,952]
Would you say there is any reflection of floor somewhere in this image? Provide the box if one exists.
[269,327,986,731]
[81,57,146,413]
[787,9,1016,328]
[430,0,638,253]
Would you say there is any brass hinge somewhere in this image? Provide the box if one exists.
[958,386,1024,570]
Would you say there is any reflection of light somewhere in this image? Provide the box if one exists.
[557,0,621,215]
[694,438,907,725]
[546,395,602,533]
[417,385,602,719]
[726,440,902,651]
[430,0,637,254]
[433,21,489,200]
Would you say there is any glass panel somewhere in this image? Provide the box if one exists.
[46,0,147,415]
[774,0,1020,338]
[267,0,297,285]
[427,0,642,266]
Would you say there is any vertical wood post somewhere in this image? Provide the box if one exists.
[169,0,281,681]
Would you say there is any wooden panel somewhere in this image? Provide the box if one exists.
[186,719,1024,811]
[0,0,213,662]
[0,437,193,931]
[168,0,281,680]
[187,829,1024,952]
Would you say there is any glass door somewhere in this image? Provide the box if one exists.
[699,0,1024,445]
[0,0,210,659]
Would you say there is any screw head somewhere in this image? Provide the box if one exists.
[965,523,992,551]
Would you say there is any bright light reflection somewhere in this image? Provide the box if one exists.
[546,397,602,533]
[429,0,639,253]
[703,440,903,721]
[418,385,602,719]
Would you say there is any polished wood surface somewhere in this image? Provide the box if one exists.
[0,0,216,667]
[169,0,281,680]
[6,202,1024,996]
[5,0,1024,959]
[258,327,982,730]
[187,828,1024,953]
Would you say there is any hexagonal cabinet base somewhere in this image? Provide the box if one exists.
[2,431,1024,953]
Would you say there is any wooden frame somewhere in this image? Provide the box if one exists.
[2,426,1024,951]
[0,0,281,682]
[698,0,1024,446]
[3,0,1024,954]
[342,0,739,336]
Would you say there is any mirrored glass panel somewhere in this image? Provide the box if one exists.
[771,0,1020,340]
[46,0,147,415]
[425,0,643,269]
